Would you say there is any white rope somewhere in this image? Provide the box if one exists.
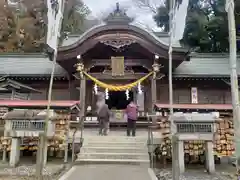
[225,0,234,12]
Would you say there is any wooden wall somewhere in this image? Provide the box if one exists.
[0,78,233,111]
[156,79,232,104]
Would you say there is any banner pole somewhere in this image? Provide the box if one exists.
[36,0,65,179]
[226,0,240,177]
[169,0,179,179]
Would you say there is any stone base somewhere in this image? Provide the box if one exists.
[9,137,20,167]
[176,140,215,174]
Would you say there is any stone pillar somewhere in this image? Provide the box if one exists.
[2,121,9,162]
[205,141,215,173]
[178,141,185,173]
[10,137,20,167]
[43,143,48,166]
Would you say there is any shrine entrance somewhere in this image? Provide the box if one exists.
[56,3,188,123]
[106,91,133,110]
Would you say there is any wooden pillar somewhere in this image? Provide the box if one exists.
[133,88,137,103]
[79,77,86,119]
[151,65,158,124]
[151,77,157,111]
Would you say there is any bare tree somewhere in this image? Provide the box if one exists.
[133,20,154,32]
[132,0,164,14]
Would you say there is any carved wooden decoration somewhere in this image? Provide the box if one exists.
[100,38,135,50]
[111,56,125,76]
[104,2,133,25]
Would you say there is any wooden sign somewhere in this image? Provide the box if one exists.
[191,87,198,104]
[111,56,125,76]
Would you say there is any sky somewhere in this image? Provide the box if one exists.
[83,0,163,31]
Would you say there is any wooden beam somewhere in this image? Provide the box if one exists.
[89,59,152,70]
[73,72,149,80]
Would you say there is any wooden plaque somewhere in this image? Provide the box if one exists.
[111,56,125,76]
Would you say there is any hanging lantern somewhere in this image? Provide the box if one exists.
[105,88,109,100]
[125,89,129,100]
[94,84,98,94]
[137,82,142,94]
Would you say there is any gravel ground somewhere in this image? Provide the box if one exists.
[0,162,71,180]
[156,169,230,180]
[155,167,235,180]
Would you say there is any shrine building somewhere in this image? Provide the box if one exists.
[0,4,239,166]
[0,6,238,119]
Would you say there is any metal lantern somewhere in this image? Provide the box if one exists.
[152,63,159,79]
[76,63,84,72]
[152,63,160,72]
[76,63,84,78]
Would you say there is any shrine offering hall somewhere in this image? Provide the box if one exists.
[0,7,238,167]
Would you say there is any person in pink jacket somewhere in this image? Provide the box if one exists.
[125,101,138,136]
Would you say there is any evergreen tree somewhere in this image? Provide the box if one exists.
[154,0,240,52]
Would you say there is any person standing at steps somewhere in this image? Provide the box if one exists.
[97,99,110,136]
[126,101,138,136]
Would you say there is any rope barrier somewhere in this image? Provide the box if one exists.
[83,71,153,91]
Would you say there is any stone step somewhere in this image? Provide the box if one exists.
[83,141,147,148]
[83,136,147,143]
[75,158,150,165]
[78,152,149,160]
[81,146,147,154]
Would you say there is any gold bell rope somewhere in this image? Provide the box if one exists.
[83,71,153,91]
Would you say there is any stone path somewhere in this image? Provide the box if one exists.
[59,165,153,180]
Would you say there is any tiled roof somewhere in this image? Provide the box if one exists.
[0,100,80,109]
[60,24,184,50]
[155,103,232,110]
[1,53,239,78]
[0,53,67,77]
[174,53,240,77]
[0,79,41,92]
[3,109,60,120]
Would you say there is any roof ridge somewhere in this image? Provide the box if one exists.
[190,52,240,58]
[0,53,48,58]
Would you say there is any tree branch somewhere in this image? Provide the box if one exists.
[132,0,163,14]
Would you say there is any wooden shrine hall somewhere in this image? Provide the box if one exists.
[0,4,238,121]
[0,3,238,164]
